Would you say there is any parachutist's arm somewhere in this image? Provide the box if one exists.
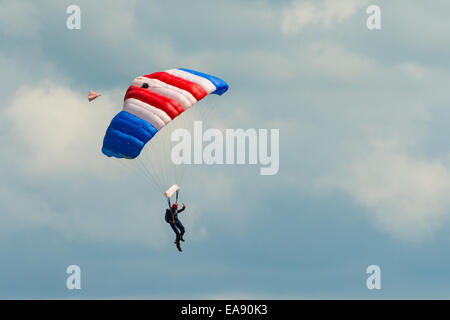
[177,205,186,214]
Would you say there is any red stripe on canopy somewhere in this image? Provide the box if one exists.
[125,86,183,119]
[144,72,207,101]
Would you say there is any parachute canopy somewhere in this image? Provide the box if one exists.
[102,68,229,159]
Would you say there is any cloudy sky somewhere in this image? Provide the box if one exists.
[1,0,450,299]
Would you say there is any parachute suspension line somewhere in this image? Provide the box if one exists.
[140,145,156,188]
[147,148,168,193]
[124,95,221,195]
[145,147,166,191]
[176,189,179,203]
[112,158,129,171]
[203,98,220,128]
[140,136,157,188]
[165,116,184,191]
[171,110,190,188]
[150,154,166,192]
[110,157,162,193]
[138,122,177,193]
[135,158,149,181]
[137,157,153,185]
[143,158,161,191]
[136,157,161,193]
[155,127,171,189]
[112,157,140,179]
[173,97,220,186]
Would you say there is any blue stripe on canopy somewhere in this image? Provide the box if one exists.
[178,68,229,96]
[102,111,157,159]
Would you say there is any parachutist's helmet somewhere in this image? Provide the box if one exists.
[172,203,178,210]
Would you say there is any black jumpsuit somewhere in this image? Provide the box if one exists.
[165,206,185,242]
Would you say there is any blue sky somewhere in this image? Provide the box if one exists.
[1,0,450,299]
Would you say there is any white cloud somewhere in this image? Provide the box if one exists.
[282,0,368,34]
[2,81,121,177]
[398,62,427,80]
[328,141,450,241]
[299,42,376,80]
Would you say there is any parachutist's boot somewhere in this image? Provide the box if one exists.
[180,234,185,242]
[176,241,182,252]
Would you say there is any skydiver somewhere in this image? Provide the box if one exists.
[165,202,186,252]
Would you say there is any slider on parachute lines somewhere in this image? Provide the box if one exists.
[164,184,181,205]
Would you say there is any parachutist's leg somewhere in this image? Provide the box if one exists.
[171,223,182,252]
[176,221,185,235]
[176,221,185,241]
[170,223,181,243]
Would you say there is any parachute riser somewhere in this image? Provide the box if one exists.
[164,184,181,206]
